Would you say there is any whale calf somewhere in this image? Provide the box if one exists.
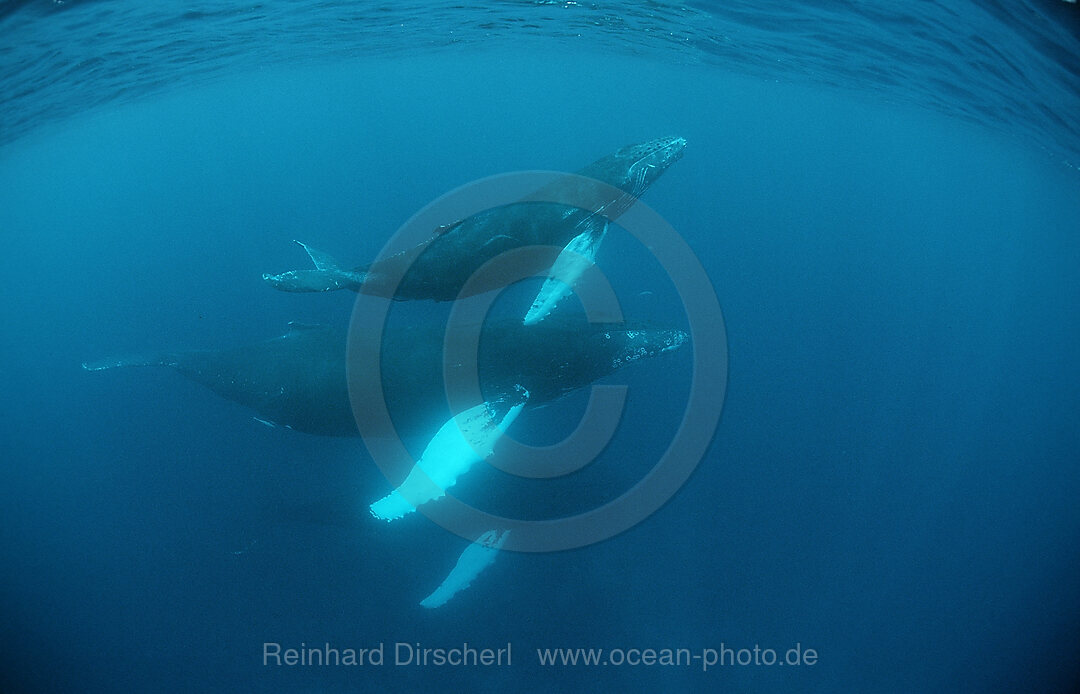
[262,135,687,320]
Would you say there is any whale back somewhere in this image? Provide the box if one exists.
[169,324,356,436]
[86,319,686,439]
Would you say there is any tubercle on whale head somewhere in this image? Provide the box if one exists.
[655,327,690,353]
[621,134,688,196]
[580,135,688,197]
[615,135,688,168]
[595,325,690,369]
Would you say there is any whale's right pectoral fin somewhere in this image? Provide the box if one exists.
[369,389,529,522]
[262,240,365,292]
[523,214,609,326]
[420,529,509,608]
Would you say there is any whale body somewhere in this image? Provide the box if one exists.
[262,135,687,307]
[83,317,687,440]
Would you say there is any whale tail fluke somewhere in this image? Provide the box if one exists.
[262,240,366,292]
[81,354,178,371]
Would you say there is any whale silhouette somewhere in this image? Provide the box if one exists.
[262,135,687,323]
[83,317,687,442]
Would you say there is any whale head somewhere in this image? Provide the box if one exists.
[580,135,688,198]
[592,324,690,370]
[476,319,689,403]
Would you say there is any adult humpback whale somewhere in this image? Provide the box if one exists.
[82,317,687,442]
[86,317,688,605]
[261,135,687,321]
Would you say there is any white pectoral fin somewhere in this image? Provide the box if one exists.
[420,529,509,609]
[523,216,609,326]
[369,390,528,522]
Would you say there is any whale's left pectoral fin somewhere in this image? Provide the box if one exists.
[369,389,528,522]
[420,529,509,608]
[262,240,365,292]
[523,215,609,326]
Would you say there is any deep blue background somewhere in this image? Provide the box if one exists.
[1,51,1079,692]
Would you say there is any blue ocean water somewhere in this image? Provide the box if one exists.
[2,1,1079,692]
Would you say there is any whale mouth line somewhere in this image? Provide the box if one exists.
[621,135,687,196]
[626,135,688,166]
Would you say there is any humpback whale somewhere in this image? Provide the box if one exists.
[85,317,688,605]
[83,323,356,436]
[83,317,687,441]
[89,137,692,606]
[261,135,687,316]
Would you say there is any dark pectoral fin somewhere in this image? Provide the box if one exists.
[420,529,509,609]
